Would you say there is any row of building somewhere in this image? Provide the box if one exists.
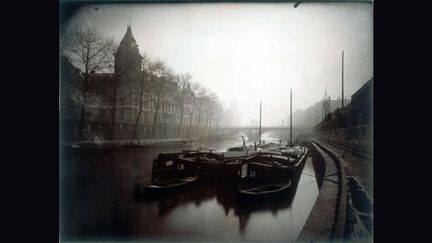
[61,25,223,142]
[314,78,373,153]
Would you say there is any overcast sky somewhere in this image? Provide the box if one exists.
[64,3,373,126]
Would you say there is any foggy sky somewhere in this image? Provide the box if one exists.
[63,3,373,126]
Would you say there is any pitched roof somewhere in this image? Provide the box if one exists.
[115,24,141,57]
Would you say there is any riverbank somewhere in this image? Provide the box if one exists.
[63,134,237,147]
[310,138,373,240]
[298,139,347,242]
[66,138,195,146]
[61,137,319,242]
[313,138,373,199]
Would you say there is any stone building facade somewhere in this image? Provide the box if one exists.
[61,25,211,142]
[314,78,373,154]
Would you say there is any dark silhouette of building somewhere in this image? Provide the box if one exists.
[315,78,373,154]
[322,89,331,120]
[61,24,217,142]
[115,24,142,76]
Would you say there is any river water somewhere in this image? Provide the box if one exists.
[60,132,319,242]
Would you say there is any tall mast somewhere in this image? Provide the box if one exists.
[290,84,292,147]
[342,51,344,109]
[259,101,262,145]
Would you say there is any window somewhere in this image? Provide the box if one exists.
[177,163,184,170]
[241,164,248,178]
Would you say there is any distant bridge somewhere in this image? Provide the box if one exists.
[216,126,314,142]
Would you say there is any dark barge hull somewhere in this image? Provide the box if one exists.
[238,180,293,198]
[237,146,309,198]
[141,174,199,193]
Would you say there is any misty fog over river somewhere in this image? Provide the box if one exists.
[60,133,319,241]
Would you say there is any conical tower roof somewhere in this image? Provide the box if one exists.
[116,24,140,57]
[114,23,142,74]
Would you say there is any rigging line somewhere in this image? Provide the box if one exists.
[325,172,338,177]
[302,173,315,177]
[324,178,338,184]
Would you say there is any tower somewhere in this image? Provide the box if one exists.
[341,51,344,109]
[112,24,143,138]
[259,101,262,145]
[290,85,292,147]
[322,85,331,119]
[115,24,142,76]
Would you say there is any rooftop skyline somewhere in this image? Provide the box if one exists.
[62,2,373,126]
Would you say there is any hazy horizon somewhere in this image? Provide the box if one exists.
[62,2,373,126]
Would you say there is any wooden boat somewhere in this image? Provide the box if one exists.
[237,145,308,198]
[236,96,307,198]
[138,149,245,196]
[176,150,246,183]
[238,180,293,196]
[134,152,200,195]
[143,174,199,192]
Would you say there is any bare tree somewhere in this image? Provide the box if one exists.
[200,95,212,137]
[201,93,221,138]
[211,101,224,137]
[65,26,114,138]
[174,73,192,138]
[194,87,209,138]
[102,43,135,140]
[130,54,164,144]
[185,82,204,139]
[151,67,176,138]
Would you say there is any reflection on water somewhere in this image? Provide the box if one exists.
[133,158,318,241]
[61,138,319,241]
[193,131,281,152]
[193,137,246,152]
[261,131,282,143]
